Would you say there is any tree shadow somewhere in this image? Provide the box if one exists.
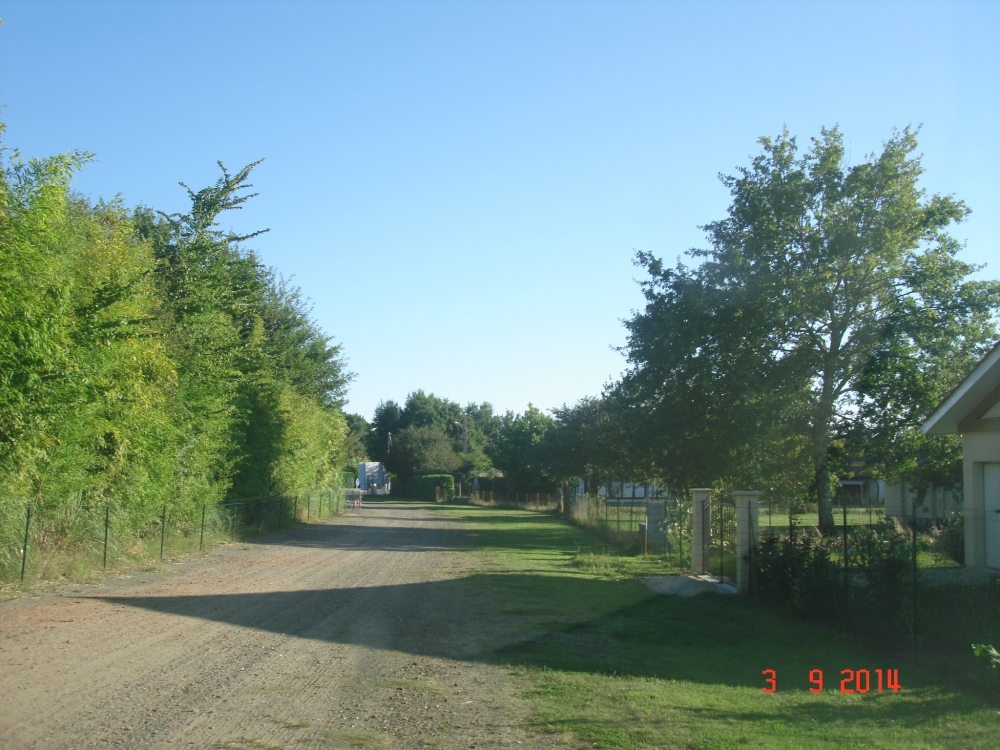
[245,513,587,554]
[96,571,983,724]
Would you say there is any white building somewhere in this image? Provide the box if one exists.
[922,342,1000,569]
[358,462,390,495]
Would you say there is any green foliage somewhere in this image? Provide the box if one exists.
[404,474,455,502]
[534,398,606,490]
[386,425,460,478]
[490,404,555,492]
[937,511,965,565]
[342,412,370,469]
[972,643,1000,679]
[618,126,1000,528]
[0,128,351,579]
[757,523,913,632]
[366,391,499,482]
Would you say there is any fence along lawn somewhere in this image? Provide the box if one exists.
[428,501,999,750]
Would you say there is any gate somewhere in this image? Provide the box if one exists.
[709,496,737,585]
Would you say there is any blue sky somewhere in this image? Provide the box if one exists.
[2,1,998,419]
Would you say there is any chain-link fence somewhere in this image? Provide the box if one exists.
[568,493,691,565]
[2,487,345,585]
[469,490,560,510]
[751,489,1000,671]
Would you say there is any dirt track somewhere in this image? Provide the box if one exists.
[0,502,557,749]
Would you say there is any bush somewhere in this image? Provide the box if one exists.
[757,529,842,619]
[405,474,455,503]
[937,511,965,564]
[756,523,915,636]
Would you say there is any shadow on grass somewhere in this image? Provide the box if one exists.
[97,571,984,706]
[245,506,588,555]
[96,502,994,732]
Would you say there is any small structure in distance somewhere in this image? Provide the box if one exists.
[358,462,390,496]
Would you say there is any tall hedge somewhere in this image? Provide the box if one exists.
[0,128,351,578]
[405,475,455,502]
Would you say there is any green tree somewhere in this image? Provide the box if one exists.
[366,399,404,464]
[365,392,498,486]
[343,413,370,470]
[386,425,461,478]
[534,398,606,514]
[491,405,554,492]
[622,127,1000,531]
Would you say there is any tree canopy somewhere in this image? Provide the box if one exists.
[617,126,1000,530]
[0,126,354,568]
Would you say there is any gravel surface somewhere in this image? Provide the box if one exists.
[0,502,562,749]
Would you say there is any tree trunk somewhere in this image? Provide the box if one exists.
[815,442,835,534]
[561,481,570,518]
[813,366,838,535]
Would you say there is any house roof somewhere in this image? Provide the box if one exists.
[922,340,1000,435]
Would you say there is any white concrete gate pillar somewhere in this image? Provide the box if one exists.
[690,489,712,575]
[733,491,761,595]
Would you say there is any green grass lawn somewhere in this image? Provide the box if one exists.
[416,501,999,749]
[759,509,885,529]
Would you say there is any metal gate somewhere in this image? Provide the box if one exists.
[709,497,737,585]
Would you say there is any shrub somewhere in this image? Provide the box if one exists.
[406,474,455,503]
[937,511,965,564]
[757,529,841,620]
[756,523,916,637]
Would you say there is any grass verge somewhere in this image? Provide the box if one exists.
[416,501,1000,750]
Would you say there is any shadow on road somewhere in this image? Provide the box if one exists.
[94,502,991,732]
[96,574,978,729]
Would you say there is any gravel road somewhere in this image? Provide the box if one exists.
[0,502,559,749]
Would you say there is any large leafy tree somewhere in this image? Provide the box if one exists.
[385,425,461,478]
[490,405,554,492]
[621,127,999,531]
[136,160,352,501]
[534,398,605,514]
[365,391,498,484]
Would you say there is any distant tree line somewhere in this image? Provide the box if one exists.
[0,125,353,552]
[361,389,623,506]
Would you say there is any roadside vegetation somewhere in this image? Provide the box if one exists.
[362,127,1000,673]
[0,126,354,582]
[366,128,998,564]
[423,500,1000,749]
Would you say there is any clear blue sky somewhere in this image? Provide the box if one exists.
[3,1,998,420]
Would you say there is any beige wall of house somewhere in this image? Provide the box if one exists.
[921,341,1000,571]
[960,431,1000,568]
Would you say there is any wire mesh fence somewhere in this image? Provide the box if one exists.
[708,496,738,585]
[469,490,560,510]
[2,487,346,585]
[568,493,691,565]
[750,489,1000,671]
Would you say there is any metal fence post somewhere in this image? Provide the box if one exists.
[912,496,919,663]
[160,504,167,559]
[733,491,760,596]
[103,505,110,570]
[20,506,32,582]
[690,489,711,575]
[278,496,284,531]
[199,503,206,551]
[843,492,850,626]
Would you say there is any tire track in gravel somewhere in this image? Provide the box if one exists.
[0,502,560,750]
